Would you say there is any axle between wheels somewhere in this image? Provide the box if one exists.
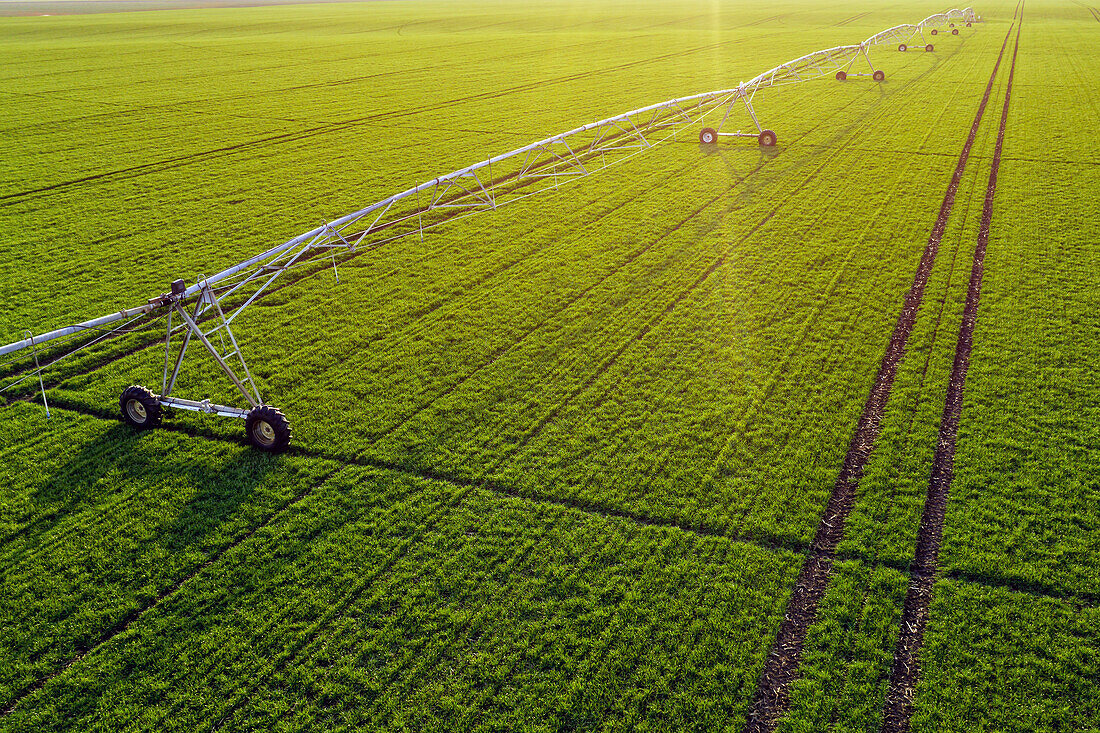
[835,69,886,81]
[120,385,292,452]
[699,127,777,147]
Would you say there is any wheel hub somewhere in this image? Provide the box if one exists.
[126,399,147,423]
[253,420,276,446]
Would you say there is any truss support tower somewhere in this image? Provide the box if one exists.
[117,278,292,452]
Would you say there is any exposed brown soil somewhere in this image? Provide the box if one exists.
[740,13,1021,733]
[880,7,1023,732]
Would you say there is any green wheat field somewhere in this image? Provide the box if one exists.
[1,0,1097,730]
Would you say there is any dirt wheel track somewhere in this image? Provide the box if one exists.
[740,8,1022,732]
[879,6,1024,732]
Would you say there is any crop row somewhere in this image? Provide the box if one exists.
[1,401,804,731]
[0,0,957,338]
[43,32,1005,557]
[0,401,337,709]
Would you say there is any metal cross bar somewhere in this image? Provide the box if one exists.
[22,330,50,418]
[168,291,260,409]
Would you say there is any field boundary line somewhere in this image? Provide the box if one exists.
[879,7,1024,731]
[740,9,1021,732]
[11,397,1097,615]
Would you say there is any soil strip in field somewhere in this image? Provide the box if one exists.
[879,7,1024,732]
[740,9,1021,733]
[1075,2,1100,22]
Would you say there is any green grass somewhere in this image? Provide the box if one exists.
[914,579,1100,732]
[778,561,909,733]
[1,403,802,732]
[1,0,1098,730]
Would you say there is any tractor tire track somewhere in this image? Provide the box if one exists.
[880,9,1023,732]
[835,11,872,26]
[740,8,1020,732]
[863,105,989,560]
[855,38,997,561]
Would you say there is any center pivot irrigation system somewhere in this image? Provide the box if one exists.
[0,8,978,452]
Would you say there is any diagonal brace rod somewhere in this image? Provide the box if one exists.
[171,302,260,408]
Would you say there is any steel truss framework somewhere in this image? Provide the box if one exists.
[0,8,979,450]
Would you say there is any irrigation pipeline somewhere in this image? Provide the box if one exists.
[880,4,1023,731]
[740,8,1019,733]
[0,8,977,367]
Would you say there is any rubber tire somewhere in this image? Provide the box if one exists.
[873,70,886,82]
[835,71,847,81]
[966,22,972,27]
[926,43,935,52]
[757,129,777,147]
[120,385,162,429]
[699,127,718,144]
[931,29,938,35]
[949,22,955,27]
[952,28,959,35]
[245,405,292,452]
[898,43,907,52]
